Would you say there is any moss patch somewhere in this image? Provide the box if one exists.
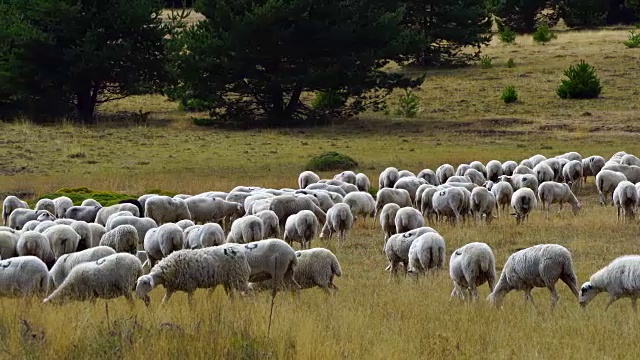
[305,152,358,172]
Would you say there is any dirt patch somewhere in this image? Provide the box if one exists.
[456,129,532,136]
[478,118,534,127]
[538,124,576,131]
[0,165,31,176]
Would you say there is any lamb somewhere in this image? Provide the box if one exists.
[81,198,102,207]
[449,242,496,301]
[254,210,280,238]
[52,196,74,219]
[343,191,375,224]
[394,207,425,233]
[284,210,319,250]
[8,209,56,230]
[407,232,446,276]
[436,164,455,185]
[143,223,184,268]
[35,198,56,215]
[0,231,19,259]
[268,195,327,230]
[2,196,29,226]
[227,215,264,244]
[379,167,400,189]
[579,255,640,311]
[183,223,225,249]
[491,181,513,217]
[501,161,518,176]
[533,162,554,184]
[135,245,251,305]
[70,220,92,252]
[185,196,242,225]
[95,203,140,226]
[143,196,191,225]
[373,188,412,228]
[355,173,371,192]
[487,244,579,309]
[384,227,439,276]
[99,224,139,254]
[106,216,157,249]
[320,203,354,244]
[510,188,537,225]
[537,182,581,217]
[485,160,503,182]
[562,160,584,191]
[16,231,56,268]
[596,169,627,206]
[236,239,301,296]
[49,246,117,289]
[470,187,497,224]
[416,169,437,185]
[298,171,321,189]
[0,256,49,298]
[380,203,400,250]
[394,177,427,203]
[65,206,102,223]
[613,181,638,223]
[43,253,143,305]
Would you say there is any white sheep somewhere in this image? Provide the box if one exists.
[95,203,140,226]
[16,231,56,269]
[2,196,29,226]
[582,155,606,183]
[254,210,279,238]
[613,180,638,223]
[407,232,446,276]
[394,177,427,203]
[0,231,19,259]
[373,188,412,228]
[183,223,225,249]
[0,256,49,298]
[510,188,537,225]
[70,220,92,251]
[298,171,321,189]
[449,242,496,301]
[491,181,513,217]
[43,253,143,305]
[35,198,56,215]
[469,161,487,178]
[227,215,264,243]
[136,245,251,305]
[34,221,56,233]
[355,173,371,192]
[88,223,107,248]
[533,162,554,184]
[417,169,437,185]
[621,154,640,167]
[485,160,503,182]
[49,246,117,289]
[537,182,581,217]
[43,225,81,259]
[175,219,196,231]
[343,191,375,225]
[80,198,102,207]
[456,164,471,177]
[419,186,440,223]
[320,203,354,244]
[596,169,627,206]
[106,216,157,249]
[8,209,55,230]
[144,196,191,225]
[513,165,534,175]
[487,244,579,308]
[53,196,73,219]
[99,224,139,254]
[602,163,640,183]
[143,223,184,268]
[185,196,242,226]
[436,164,455,184]
[541,158,563,182]
[268,195,327,231]
[579,255,640,311]
[379,167,400,189]
[562,160,584,192]
[380,203,401,250]
[464,168,486,186]
[284,210,319,249]
[501,161,518,176]
[470,187,497,224]
[394,207,425,233]
[432,187,466,225]
[333,171,357,184]
[384,227,439,276]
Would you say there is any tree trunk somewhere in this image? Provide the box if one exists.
[75,82,100,124]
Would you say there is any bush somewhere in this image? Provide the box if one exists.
[37,188,137,207]
[558,0,608,28]
[499,27,517,44]
[305,152,358,172]
[623,30,640,48]
[501,86,518,103]
[532,24,557,43]
[507,58,516,68]
[556,60,603,99]
[394,89,420,118]
[192,117,217,127]
[312,91,347,111]
[479,55,493,68]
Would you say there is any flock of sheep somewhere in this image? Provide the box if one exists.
[1,150,640,311]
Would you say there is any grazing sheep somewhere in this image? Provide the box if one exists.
[513,165,534,175]
[487,244,579,309]
[320,203,354,244]
[42,225,81,260]
[95,203,141,226]
[417,169,437,185]
[394,177,427,203]
[470,187,497,224]
[533,162,554,184]
[16,231,55,268]
[380,203,401,249]
[557,151,582,162]
[510,188,537,225]
[414,184,435,212]
[88,223,107,248]
[528,154,547,167]
[244,193,275,215]
[254,210,280,238]
[298,171,321,189]
[621,154,640,167]
[35,199,56,215]
[541,158,563,182]
[8,209,55,230]
[446,175,472,184]
[143,223,184,268]
[143,196,191,225]
[432,187,466,225]
[0,256,49,298]
[43,253,143,305]
[284,210,319,250]
[519,159,534,169]
[65,206,102,223]
[596,170,627,206]
[394,207,425,233]
[53,196,74,219]
[456,164,471,177]
[81,199,102,207]
[373,188,412,228]
[34,221,56,234]
[563,160,584,191]
[343,191,375,224]
[579,255,640,311]
[419,186,440,224]
[462,169,485,186]
[106,216,157,249]
[99,224,139,254]
[227,215,264,244]
[355,173,371,192]
[0,231,19,259]
[294,189,335,212]
[379,167,400,189]
[70,220,92,252]
[436,164,455,185]
[269,195,327,231]
[49,246,117,289]
[237,239,301,296]
[175,219,196,231]
[398,170,416,179]
[485,160,503,182]
[226,192,253,207]
[613,181,638,223]
[491,181,513,217]
[136,245,251,305]
[384,227,439,276]
[53,219,74,226]
[537,182,581,217]
[502,161,518,176]
[449,242,496,301]
[183,223,226,249]
[186,197,243,226]
[306,183,348,197]
[2,196,29,226]
[104,211,135,230]
[602,163,640,184]
[118,199,144,218]
[334,171,357,185]
[469,161,487,178]
[582,155,606,183]
[407,233,446,276]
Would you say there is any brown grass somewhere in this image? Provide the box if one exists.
[1,27,640,359]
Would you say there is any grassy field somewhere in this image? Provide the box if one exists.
[1,26,640,359]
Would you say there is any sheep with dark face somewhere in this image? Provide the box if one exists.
[579,255,640,311]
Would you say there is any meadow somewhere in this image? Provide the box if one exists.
[1,25,640,359]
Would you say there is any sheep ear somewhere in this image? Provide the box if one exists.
[148,276,154,288]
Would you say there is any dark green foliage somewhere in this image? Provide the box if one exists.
[557,0,608,28]
[532,24,557,43]
[168,0,422,127]
[487,0,557,33]
[479,55,493,68]
[0,0,168,123]
[501,85,518,103]
[368,187,379,197]
[36,187,137,207]
[404,0,492,67]
[144,188,179,197]
[192,117,217,126]
[306,152,358,172]
[499,27,517,44]
[507,58,516,68]
[394,89,420,117]
[607,0,639,24]
[623,30,640,47]
[556,60,602,99]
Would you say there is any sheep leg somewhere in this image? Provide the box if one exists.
[604,295,619,311]
[162,290,174,303]
[524,289,535,306]
[547,285,560,309]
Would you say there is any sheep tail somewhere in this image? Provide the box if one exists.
[331,255,342,277]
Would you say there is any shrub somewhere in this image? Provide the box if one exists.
[305,152,358,172]
[394,89,420,118]
[192,117,217,127]
[532,23,557,43]
[623,30,640,48]
[556,60,603,99]
[312,91,346,111]
[501,86,518,103]
[507,58,516,68]
[479,55,493,68]
[499,27,517,44]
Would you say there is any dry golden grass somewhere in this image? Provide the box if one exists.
[1,27,640,359]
